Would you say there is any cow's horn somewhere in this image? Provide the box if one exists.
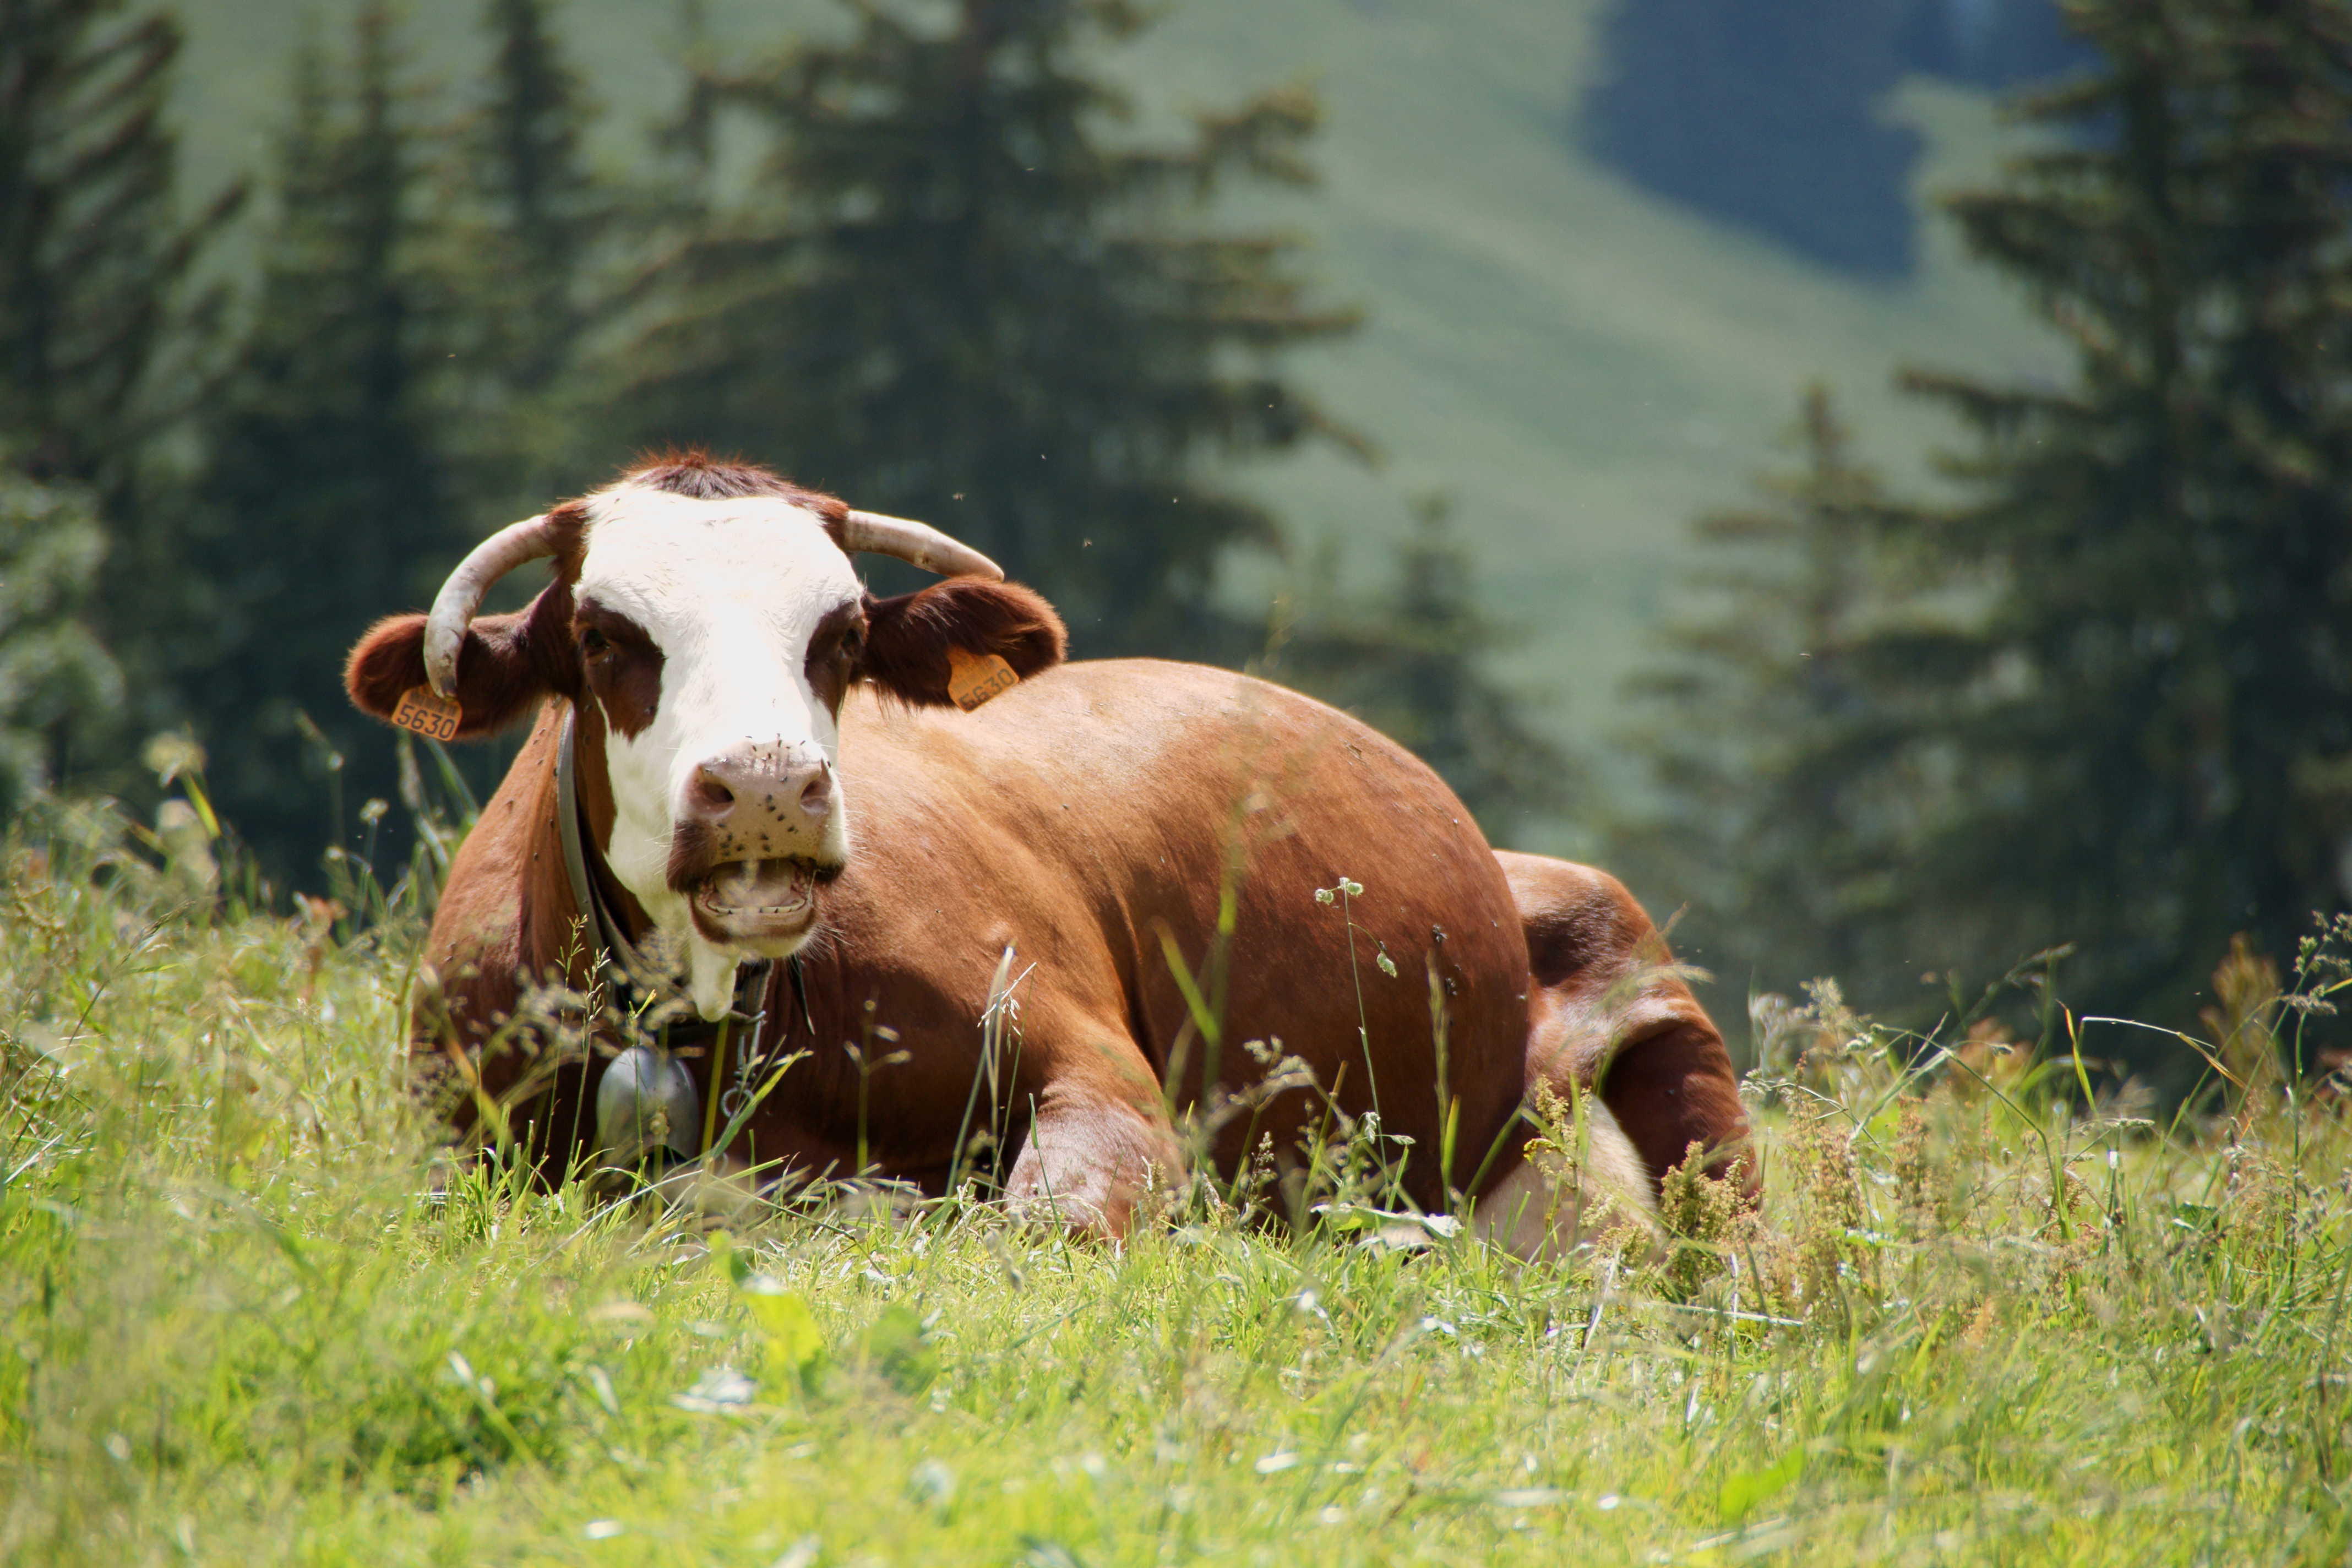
[422,514,556,698]
[843,510,1004,581]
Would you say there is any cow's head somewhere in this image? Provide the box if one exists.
[346,455,1064,1016]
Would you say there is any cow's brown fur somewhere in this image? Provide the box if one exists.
[624,450,847,515]
[395,669,1753,1228]
[357,455,1752,1234]
[402,662,1533,1222]
[572,598,665,738]
[1500,851,1755,1195]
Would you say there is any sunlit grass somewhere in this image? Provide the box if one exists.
[5,808,2350,1565]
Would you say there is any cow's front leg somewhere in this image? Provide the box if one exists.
[1005,1075,1184,1242]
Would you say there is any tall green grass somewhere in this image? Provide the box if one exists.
[5,806,2350,1565]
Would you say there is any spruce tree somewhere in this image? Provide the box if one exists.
[190,5,455,872]
[472,0,601,393]
[441,0,612,514]
[1616,386,1932,998]
[620,0,1361,658]
[0,0,239,488]
[1285,497,1575,847]
[0,453,119,819]
[647,0,719,220]
[0,0,240,741]
[1876,0,2352,1027]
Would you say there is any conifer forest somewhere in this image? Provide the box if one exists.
[12,2,2352,1563]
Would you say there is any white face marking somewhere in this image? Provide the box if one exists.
[573,485,861,1006]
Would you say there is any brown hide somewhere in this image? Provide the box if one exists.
[406,699,640,1150]
[1497,850,1756,1197]
[410,661,1752,1228]
[416,661,1527,1222]
[407,703,584,1136]
[745,661,1533,1221]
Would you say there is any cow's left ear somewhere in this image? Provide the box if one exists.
[345,587,575,739]
[860,579,1066,706]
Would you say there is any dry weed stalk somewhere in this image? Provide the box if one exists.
[1653,1140,1744,1297]
[1787,1114,1871,1310]
[1520,1080,1651,1257]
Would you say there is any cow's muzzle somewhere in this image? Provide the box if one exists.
[668,742,843,950]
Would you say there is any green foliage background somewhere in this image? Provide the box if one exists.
[161,0,2064,801]
[1619,0,2352,1057]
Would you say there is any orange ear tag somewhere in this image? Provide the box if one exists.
[946,648,1019,712]
[390,686,464,741]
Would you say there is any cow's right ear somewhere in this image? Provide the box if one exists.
[859,579,1067,706]
[344,607,561,739]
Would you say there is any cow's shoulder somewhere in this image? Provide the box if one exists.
[420,703,574,1034]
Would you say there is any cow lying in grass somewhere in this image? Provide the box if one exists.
[345,453,1750,1244]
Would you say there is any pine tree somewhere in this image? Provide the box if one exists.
[0,452,119,819]
[647,0,719,220]
[0,0,240,741]
[440,0,612,514]
[1285,497,1576,847]
[619,0,1362,658]
[1876,0,2352,1027]
[472,0,601,393]
[1616,386,1936,998]
[190,5,455,872]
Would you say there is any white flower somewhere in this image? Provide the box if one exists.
[671,1366,756,1412]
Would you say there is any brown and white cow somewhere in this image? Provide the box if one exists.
[345,454,1750,1241]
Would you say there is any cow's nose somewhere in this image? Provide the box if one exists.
[683,748,834,830]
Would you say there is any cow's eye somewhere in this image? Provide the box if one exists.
[580,627,610,657]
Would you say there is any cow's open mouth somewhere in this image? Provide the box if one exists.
[689,858,823,949]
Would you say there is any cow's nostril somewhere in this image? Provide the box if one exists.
[690,767,737,816]
[798,769,832,816]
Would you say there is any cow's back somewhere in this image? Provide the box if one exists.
[787,658,1533,1208]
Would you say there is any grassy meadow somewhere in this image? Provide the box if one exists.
[7,804,2352,1566]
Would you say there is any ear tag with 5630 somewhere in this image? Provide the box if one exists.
[946,648,1018,711]
[391,686,463,741]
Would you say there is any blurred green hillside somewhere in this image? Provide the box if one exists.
[172,0,2061,846]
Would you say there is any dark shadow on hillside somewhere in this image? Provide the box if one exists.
[1577,0,2088,278]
